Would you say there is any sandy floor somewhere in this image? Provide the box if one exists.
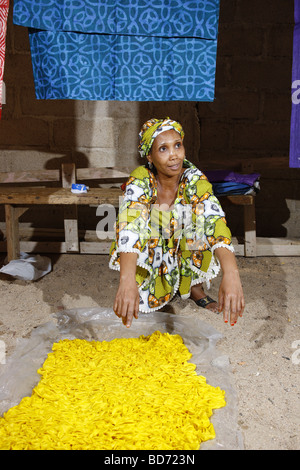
[0,253,299,450]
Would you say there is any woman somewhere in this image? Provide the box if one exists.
[109,118,244,328]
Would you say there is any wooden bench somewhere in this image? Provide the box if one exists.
[0,164,257,260]
[0,164,128,261]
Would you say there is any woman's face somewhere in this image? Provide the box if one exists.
[147,129,185,178]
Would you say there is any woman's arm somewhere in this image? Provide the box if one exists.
[214,247,245,325]
[113,252,140,328]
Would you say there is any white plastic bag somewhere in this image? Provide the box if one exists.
[0,252,51,281]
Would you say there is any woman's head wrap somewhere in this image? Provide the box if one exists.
[138,117,184,158]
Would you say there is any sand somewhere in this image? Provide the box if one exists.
[0,253,299,450]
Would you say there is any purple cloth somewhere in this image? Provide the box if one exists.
[290,1,300,168]
[204,170,260,186]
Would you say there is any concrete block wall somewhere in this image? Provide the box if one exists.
[197,0,294,168]
[0,0,299,239]
[197,0,300,238]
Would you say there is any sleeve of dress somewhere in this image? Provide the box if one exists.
[109,168,152,271]
[185,170,235,254]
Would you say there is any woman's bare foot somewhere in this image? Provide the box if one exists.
[190,284,219,313]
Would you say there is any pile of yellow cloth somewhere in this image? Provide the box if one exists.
[0,331,226,450]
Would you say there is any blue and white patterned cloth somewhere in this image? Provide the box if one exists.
[13,0,221,102]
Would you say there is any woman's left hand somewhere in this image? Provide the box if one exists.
[218,270,245,325]
[214,247,245,326]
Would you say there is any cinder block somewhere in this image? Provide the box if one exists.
[0,118,49,147]
[12,24,31,53]
[3,54,34,86]
[83,101,140,120]
[105,101,139,119]
[0,150,68,172]
[218,0,236,24]
[198,90,260,119]
[53,118,116,149]
[117,118,140,157]
[231,57,293,90]
[200,121,230,150]
[236,0,294,24]
[83,101,110,119]
[20,87,85,117]
[263,92,292,121]
[218,25,264,57]
[73,148,119,168]
[267,25,293,58]
[0,85,15,119]
[232,122,290,151]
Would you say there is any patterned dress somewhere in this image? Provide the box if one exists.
[109,160,234,313]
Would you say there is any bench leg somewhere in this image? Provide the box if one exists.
[5,205,20,261]
[62,163,79,252]
[64,206,79,252]
[243,203,256,257]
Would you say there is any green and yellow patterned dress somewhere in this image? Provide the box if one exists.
[109,160,234,312]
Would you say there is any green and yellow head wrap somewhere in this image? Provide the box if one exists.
[138,117,184,158]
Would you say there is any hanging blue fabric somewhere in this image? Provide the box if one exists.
[13,0,221,102]
[290,0,300,168]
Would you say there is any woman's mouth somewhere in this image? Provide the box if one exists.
[168,162,181,170]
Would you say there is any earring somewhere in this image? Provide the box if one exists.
[148,162,153,170]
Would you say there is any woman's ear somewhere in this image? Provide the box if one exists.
[146,155,154,170]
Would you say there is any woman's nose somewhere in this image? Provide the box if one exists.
[169,147,177,158]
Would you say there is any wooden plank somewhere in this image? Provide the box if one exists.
[256,244,300,256]
[4,205,20,261]
[79,241,112,254]
[14,207,28,219]
[18,241,67,253]
[220,195,254,205]
[0,169,60,184]
[0,187,123,205]
[0,237,299,257]
[255,237,300,256]
[243,203,256,257]
[0,240,111,254]
[62,163,79,252]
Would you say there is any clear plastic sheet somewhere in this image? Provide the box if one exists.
[0,308,244,450]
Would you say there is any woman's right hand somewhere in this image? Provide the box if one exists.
[113,276,140,328]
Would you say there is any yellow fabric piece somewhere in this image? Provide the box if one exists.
[0,332,226,450]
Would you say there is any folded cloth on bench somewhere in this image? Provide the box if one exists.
[204,170,260,197]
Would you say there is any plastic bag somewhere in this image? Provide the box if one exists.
[0,252,51,281]
[0,308,244,450]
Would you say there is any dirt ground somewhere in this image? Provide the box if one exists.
[0,252,299,450]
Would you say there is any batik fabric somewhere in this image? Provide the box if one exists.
[13,0,220,102]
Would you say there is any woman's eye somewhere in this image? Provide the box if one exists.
[159,146,166,152]
[175,142,181,148]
